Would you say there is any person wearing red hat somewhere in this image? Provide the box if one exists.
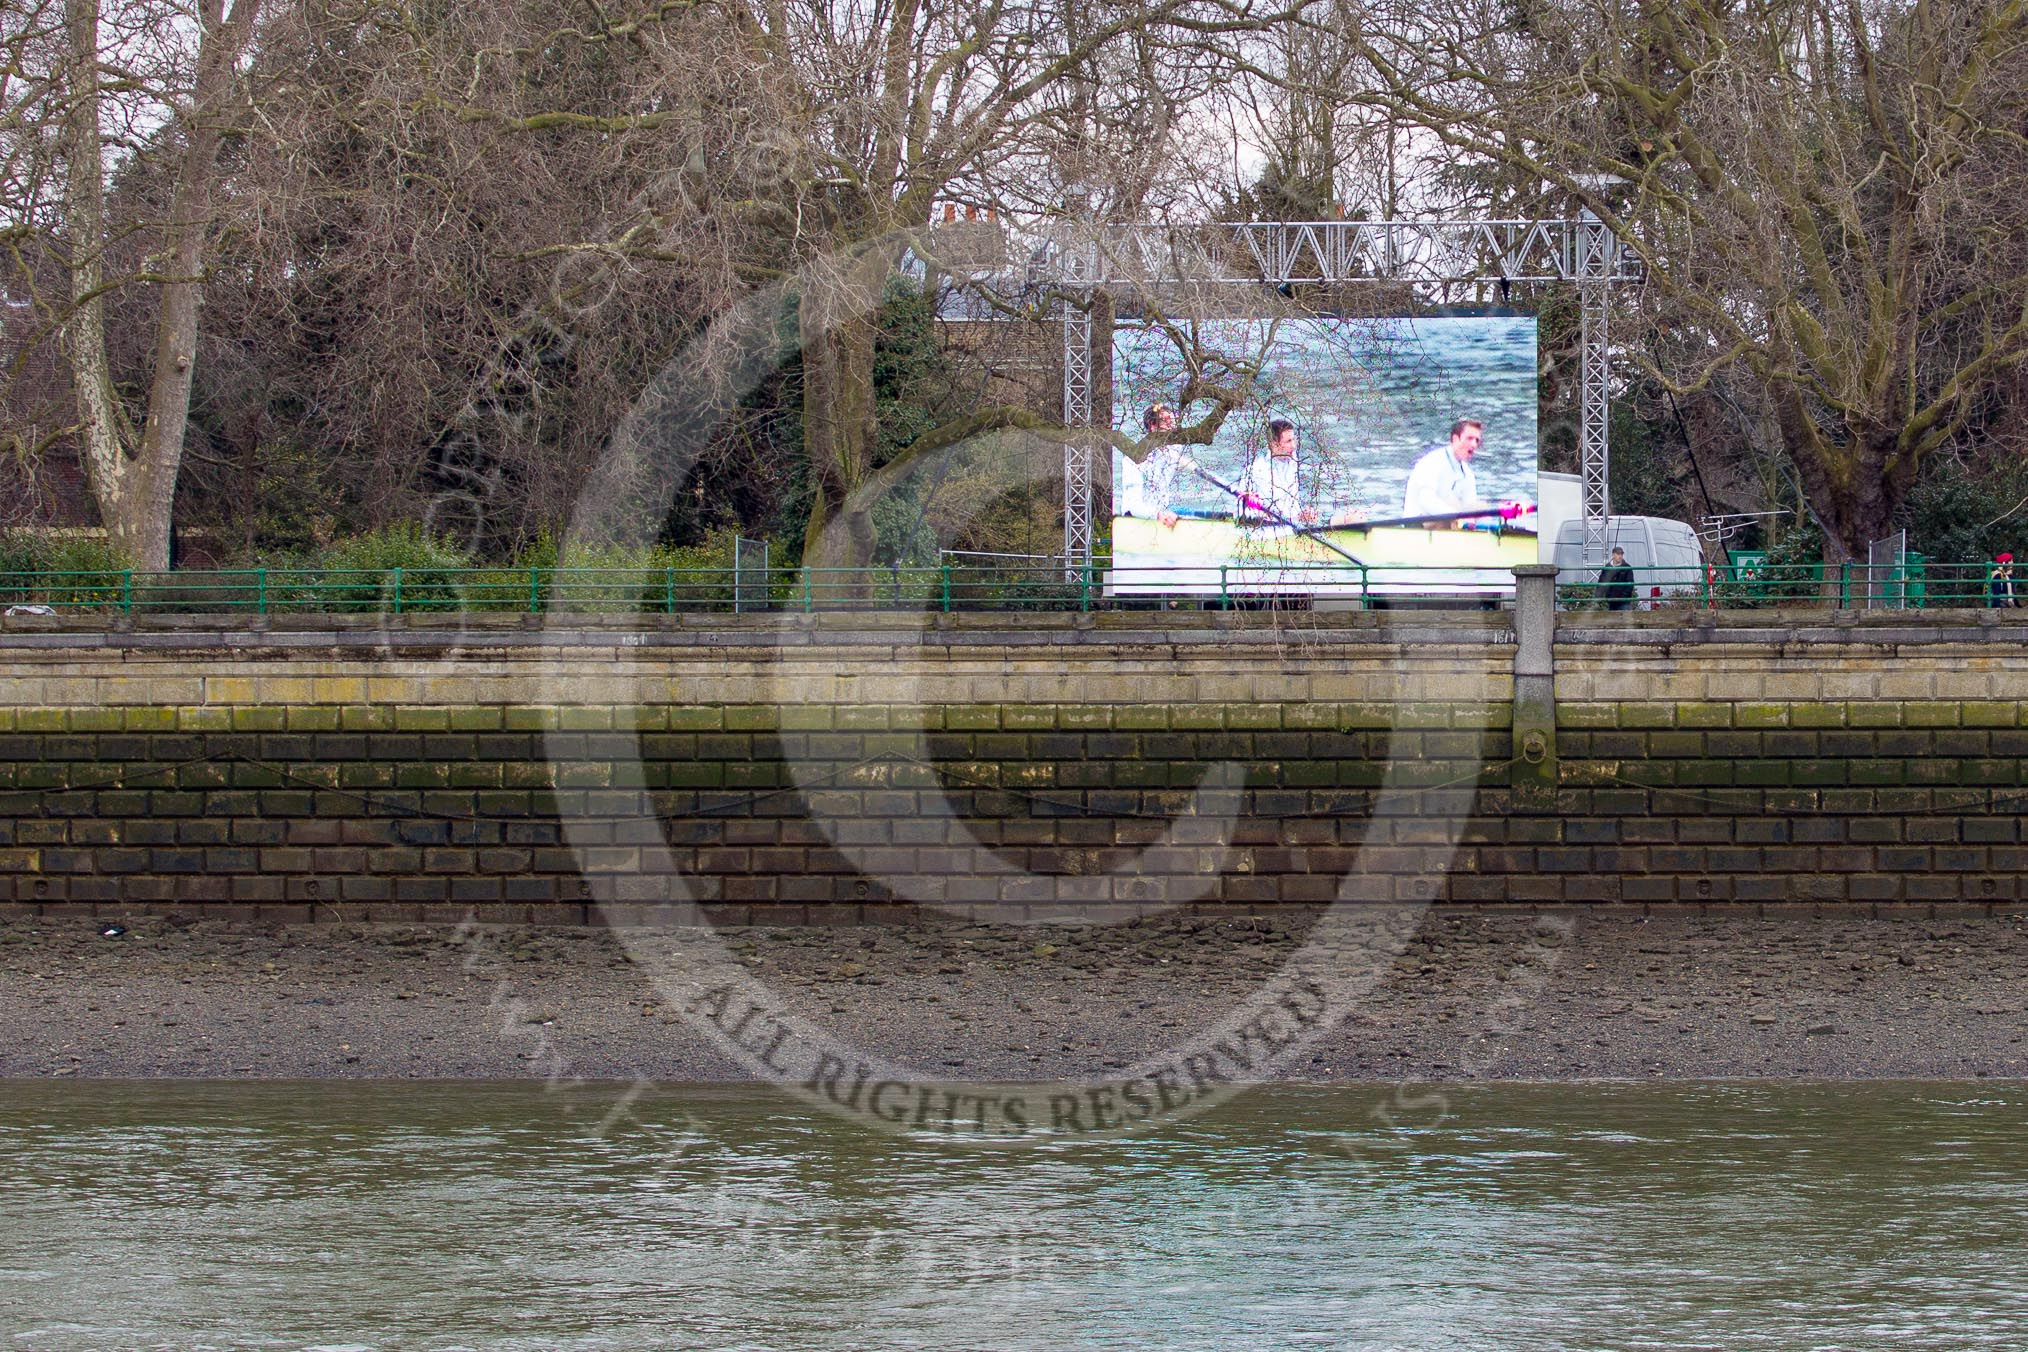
[1989,553,2017,608]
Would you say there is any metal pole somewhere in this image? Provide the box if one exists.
[1578,209,1612,568]
[1060,242,1095,581]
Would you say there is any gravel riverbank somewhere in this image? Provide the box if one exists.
[4,910,2027,1081]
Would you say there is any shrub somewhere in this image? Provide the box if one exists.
[311,526,474,613]
[0,533,130,611]
[507,531,749,613]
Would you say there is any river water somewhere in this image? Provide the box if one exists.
[2,1080,2023,1350]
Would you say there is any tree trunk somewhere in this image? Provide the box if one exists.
[798,250,892,585]
[58,0,251,572]
[1792,433,1910,567]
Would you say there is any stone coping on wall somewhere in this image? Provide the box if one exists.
[0,609,1512,656]
[3,607,2027,656]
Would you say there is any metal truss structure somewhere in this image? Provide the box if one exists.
[1045,217,1642,570]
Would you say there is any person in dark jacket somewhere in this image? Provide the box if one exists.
[1990,553,2018,608]
[1599,545,1636,611]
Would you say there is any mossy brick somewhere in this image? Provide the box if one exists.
[1673,702,1733,729]
[1733,703,1790,729]
[1336,702,1401,729]
[1276,759,1337,788]
[1672,760,1737,786]
[1961,701,2020,728]
[1088,733,1143,760]
[1055,761,1116,788]
[476,733,538,760]
[251,786,314,818]
[1711,729,1760,762]
[991,705,1050,731]
[835,706,890,731]
[1225,704,1282,730]
[1646,731,1706,758]
[696,734,753,760]
[1335,761,1391,788]
[970,732,1026,760]
[555,760,618,788]
[1559,703,1619,729]
[1730,760,1791,786]
[723,705,782,732]
[655,706,719,731]
[229,706,288,732]
[661,762,726,788]
[16,709,65,733]
[1908,758,1967,784]
[620,707,666,733]
[1790,760,1850,787]
[1111,704,1170,730]
[724,761,789,790]
[177,762,232,790]
[284,705,343,732]
[449,763,505,788]
[340,705,397,732]
[778,705,835,733]
[1763,731,1820,757]
[150,791,207,817]
[1967,758,2021,784]
[329,752,394,784]
[255,734,316,762]
[1280,702,1342,730]
[939,706,999,731]
[42,735,92,761]
[1903,702,1961,728]
[386,706,445,733]
[1789,702,1846,728]
[1935,730,1992,757]
[394,762,452,789]
[474,791,534,817]
[118,707,180,732]
[1617,703,1675,729]
[278,766,339,794]
[1847,701,1903,728]
[502,706,559,732]
[447,706,504,732]
[852,733,913,760]
[60,708,123,733]
[1056,705,1113,731]
[1849,759,1907,786]
[1819,730,1879,757]
[1588,731,1647,758]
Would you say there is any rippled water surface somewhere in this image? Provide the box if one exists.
[3,1081,2026,1350]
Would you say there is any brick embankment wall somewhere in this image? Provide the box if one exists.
[1,610,2026,922]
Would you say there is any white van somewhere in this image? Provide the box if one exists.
[1552,515,1705,606]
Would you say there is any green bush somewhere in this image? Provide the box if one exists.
[309,525,474,613]
[505,531,751,613]
[0,533,130,611]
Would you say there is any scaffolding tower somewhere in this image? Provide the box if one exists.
[1038,217,1643,571]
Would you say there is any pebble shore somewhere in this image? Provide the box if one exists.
[5,910,2028,1081]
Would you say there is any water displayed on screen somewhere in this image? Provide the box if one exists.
[1110,316,1539,593]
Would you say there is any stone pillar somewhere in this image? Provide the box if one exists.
[1511,565,1559,811]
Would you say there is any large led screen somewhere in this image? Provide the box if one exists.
[1110,316,1539,596]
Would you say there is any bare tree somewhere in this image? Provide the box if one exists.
[1,0,262,568]
[1327,0,2028,562]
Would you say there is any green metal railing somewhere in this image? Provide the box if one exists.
[0,560,2021,616]
[1555,559,2018,611]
